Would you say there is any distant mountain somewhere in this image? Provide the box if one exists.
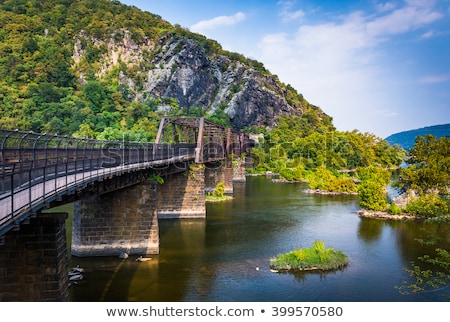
[385,124,450,150]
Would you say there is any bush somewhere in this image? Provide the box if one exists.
[405,194,449,217]
[389,202,403,215]
[308,166,357,192]
[212,181,225,198]
[357,179,389,211]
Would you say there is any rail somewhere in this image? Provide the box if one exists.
[0,129,197,235]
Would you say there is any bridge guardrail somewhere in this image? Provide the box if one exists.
[0,129,197,235]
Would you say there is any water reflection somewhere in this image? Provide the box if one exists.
[48,176,448,301]
[358,218,384,242]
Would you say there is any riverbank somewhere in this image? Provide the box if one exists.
[356,209,418,220]
[205,195,233,202]
[303,189,358,196]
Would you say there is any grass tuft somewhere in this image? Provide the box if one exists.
[270,240,348,272]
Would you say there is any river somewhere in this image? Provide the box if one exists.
[58,176,449,302]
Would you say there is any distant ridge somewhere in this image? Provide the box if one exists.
[385,124,450,150]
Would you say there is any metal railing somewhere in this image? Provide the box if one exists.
[0,129,197,235]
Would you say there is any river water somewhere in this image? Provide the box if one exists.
[63,176,449,302]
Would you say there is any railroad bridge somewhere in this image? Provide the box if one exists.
[0,117,252,301]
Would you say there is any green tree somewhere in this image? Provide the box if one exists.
[395,135,450,196]
[357,165,391,211]
[392,135,450,298]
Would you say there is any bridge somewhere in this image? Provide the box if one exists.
[0,117,252,301]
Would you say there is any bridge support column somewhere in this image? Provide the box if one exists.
[0,213,69,301]
[158,164,206,218]
[205,162,233,194]
[232,156,247,183]
[72,180,159,257]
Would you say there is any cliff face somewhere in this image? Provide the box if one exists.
[73,31,305,130]
[0,0,331,137]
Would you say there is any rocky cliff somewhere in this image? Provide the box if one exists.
[0,0,331,136]
[73,29,320,130]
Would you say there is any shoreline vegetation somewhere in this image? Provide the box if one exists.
[205,195,233,202]
[302,188,358,196]
[245,171,449,221]
[205,181,233,203]
[270,240,348,272]
[356,209,417,220]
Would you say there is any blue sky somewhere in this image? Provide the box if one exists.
[119,0,450,138]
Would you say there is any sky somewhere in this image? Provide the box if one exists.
[119,0,450,138]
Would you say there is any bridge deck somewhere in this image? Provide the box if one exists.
[0,153,194,235]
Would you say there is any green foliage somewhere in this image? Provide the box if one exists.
[0,0,216,139]
[395,135,450,196]
[252,120,405,185]
[212,181,225,198]
[405,194,449,217]
[389,202,403,215]
[356,165,392,211]
[149,174,164,184]
[357,164,392,185]
[270,240,348,271]
[205,108,231,127]
[357,179,389,211]
[396,219,450,299]
[206,181,233,202]
[305,166,356,192]
[389,135,450,299]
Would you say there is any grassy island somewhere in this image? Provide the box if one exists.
[270,240,348,272]
[205,194,233,202]
[205,181,233,202]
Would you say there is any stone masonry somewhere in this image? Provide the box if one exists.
[158,164,206,218]
[72,180,159,256]
[0,213,69,302]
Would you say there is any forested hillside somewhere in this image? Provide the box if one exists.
[385,124,450,150]
[0,0,405,175]
[0,0,332,141]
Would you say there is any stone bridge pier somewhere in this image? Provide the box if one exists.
[0,159,248,301]
[71,180,159,257]
[0,213,69,301]
[72,159,247,256]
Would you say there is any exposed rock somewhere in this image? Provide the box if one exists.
[303,189,358,195]
[72,31,318,130]
[356,209,417,220]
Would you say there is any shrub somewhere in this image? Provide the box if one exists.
[357,179,389,211]
[212,181,225,198]
[308,166,357,192]
[405,194,449,217]
[389,202,403,215]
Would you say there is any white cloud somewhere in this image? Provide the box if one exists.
[376,109,399,117]
[190,12,246,33]
[366,5,443,37]
[418,74,450,84]
[256,1,445,136]
[278,0,305,23]
[420,30,434,38]
[376,2,396,12]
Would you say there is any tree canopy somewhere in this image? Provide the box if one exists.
[396,134,450,196]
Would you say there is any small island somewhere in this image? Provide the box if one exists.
[269,240,348,272]
[205,181,233,202]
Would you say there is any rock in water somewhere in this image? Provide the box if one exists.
[119,252,129,259]
[136,256,152,262]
